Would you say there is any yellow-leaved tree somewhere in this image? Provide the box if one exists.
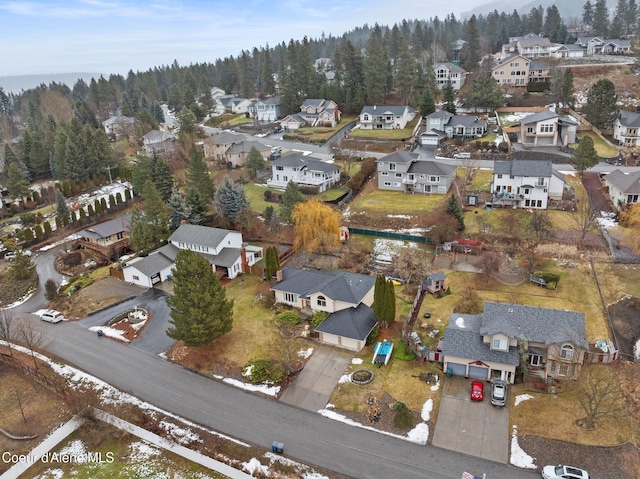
[620,203,640,254]
[292,199,340,254]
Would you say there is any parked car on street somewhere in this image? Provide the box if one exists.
[491,380,507,407]
[470,380,484,401]
[5,249,32,260]
[541,464,589,479]
[37,310,65,323]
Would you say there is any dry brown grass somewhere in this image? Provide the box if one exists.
[593,263,640,304]
[511,364,631,446]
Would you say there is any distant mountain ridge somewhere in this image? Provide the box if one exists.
[0,72,102,94]
[462,0,616,23]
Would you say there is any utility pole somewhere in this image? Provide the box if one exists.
[103,165,117,184]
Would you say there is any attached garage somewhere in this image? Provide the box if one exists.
[445,362,467,377]
[468,364,489,380]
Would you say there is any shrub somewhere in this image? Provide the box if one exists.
[264,190,273,200]
[346,158,376,195]
[394,340,417,360]
[277,310,300,325]
[20,212,36,226]
[44,278,59,301]
[392,402,414,430]
[366,325,380,345]
[64,251,82,267]
[243,359,285,384]
[310,311,328,328]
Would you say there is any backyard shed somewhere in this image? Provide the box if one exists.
[424,272,446,294]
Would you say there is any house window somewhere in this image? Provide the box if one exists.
[540,124,554,133]
[497,174,502,179]
[496,186,501,192]
[383,181,391,186]
[393,182,400,187]
[132,275,139,281]
[536,200,542,207]
[527,127,534,133]
[525,200,530,207]
[381,172,389,176]
[509,175,514,179]
[529,353,542,366]
[317,295,327,307]
[524,188,530,195]
[284,292,296,303]
[363,114,369,121]
[492,338,508,351]
[389,163,396,171]
[537,177,545,186]
[560,344,574,360]
[419,174,426,179]
[429,176,440,182]
[558,363,570,376]
[276,166,284,171]
[395,173,403,178]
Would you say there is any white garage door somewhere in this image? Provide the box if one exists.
[421,135,439,146]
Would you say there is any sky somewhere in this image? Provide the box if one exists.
[0,0,486,78]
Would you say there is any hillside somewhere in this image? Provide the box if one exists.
[0,72,101,94]
[462,0,616,21]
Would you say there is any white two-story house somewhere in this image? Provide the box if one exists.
[267,153,340,193]
[359,105,416,130]
[491,159,565,209]
[376,150,457,194]
[248,97,282,122]
[613,110,640,147]
[604,169,640,209]
[122,224,262,287]
[517,110,578,146]
[433,63,467,90]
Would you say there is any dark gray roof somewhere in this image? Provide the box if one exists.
[618,110,640,128]
[204,131,246,145]
[557,44,585,51]
[428,272,446,281]
[558,115,579,126]
[272,267,375,305]
[258,96,280,106]
[168,224,234,249]
[127,250,175,277]
[604,39,631,47]
[521,110,558,125]
[211,247,241,268]
[314,304,377,341]
[376,150,420,164]
[227,140,269,154]
[77,213,131,240]
[271,153,339,173]
[420,129,448,139]
[518,36,553,48]
[529,60,551,70]
[493,159,553,177]
[360,105,414,116]
[301,99,326,109]
[442,314,520,366]
[433,62,466,74]
[281,113,306,124]
[102,115,134,126]
[447,115,487,128]
[408,160,457,176]
[143,130,175,143]
[605,169,640,194]
[480,301,588,349]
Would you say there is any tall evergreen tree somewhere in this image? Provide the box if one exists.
[279,180,305,222]
[260,47,277,96]
[6,163,31,201]
[373,274,387,322]
[583,79,619,130]
[395,38,419,103]
[582,1,595,26]
[151,153,174,202]
[213,175,250,226]
[129,180,170,253]
[364,25,391,105]
[166,249,234,347]
[186,146,215,201]
[420,85,436,117]
[442,82,457,114]
[592,0,610,37]
[465,73,504,112]
[168,187,191,230]
[185,188,208,225]
[444,195,465,230]
[55,188,70,218]
[383,279,396,325]
[460,15,481,72]
[264,246,280,280]
[245,146,267,178]
[571,136,600,176]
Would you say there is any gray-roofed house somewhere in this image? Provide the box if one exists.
[225,139,271,168]
[248,96,282,122]
[299,99,341,127]
[202,131,247,164]
[604,169,640,209]
[491,159,565,209]
[102,115,134,139]
[122,224,262,287]
[516,34,553,58]
[271,267,377,351]
[553,43,585,59]
[142,130,177,156]
[279,113,307,131]
[267,153,340,193]
[359,105,416,130]
[376,150,457,194]
[433,62,467,90]
[76,213,131,259]
[517,110,577,146]
[442,301,589,384]
[444,115,487,139]
[601,39,631,54]
[613,110,640,147]
[216,95,252,114]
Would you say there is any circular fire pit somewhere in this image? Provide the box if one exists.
[351,369,374,385]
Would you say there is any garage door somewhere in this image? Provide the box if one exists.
[421,136,439,146]
[468,365,489,380]
[446,362,466,377]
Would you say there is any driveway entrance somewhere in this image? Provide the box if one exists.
[279,344,353,411]
[432,376,510,463]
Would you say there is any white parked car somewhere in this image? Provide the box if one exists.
[542,464,589,479]
[38,310,65,324]
[5,249,32,260]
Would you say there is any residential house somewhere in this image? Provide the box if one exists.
[279,113,307,131]
[122,224,262,287]
[451,39,466,61]
[517,110,578,146]
[375,150,456,194]
[102,115,134,139]
[248,97,282,123]
[613,110,640,147]
[491,55,551,89]
[217,95,252,114]
[76,214,131,260]
[491,159,565,209]
[575,36,604,55]
[271,267,377,351]
[604,169,640,209]
[142,130,177,156]
[433,63,467,90]
[500,33,553,59]
[299,99,341,127]
[601,39,632,54]
[443,115,487,139]
[225,140,271,168]
[267,153,340,193]
[553,44,585,59]
[442,301,589,384]
[359,105,416,130]
[202,131,247,163]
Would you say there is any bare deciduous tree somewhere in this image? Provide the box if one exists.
[572,192,599,246]
[0,309,16,358]
[575,366,627,430]
[14,317,51,371]
[393,247,430,285]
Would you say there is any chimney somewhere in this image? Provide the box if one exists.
[241,247,248,273]
[276,269,283,282]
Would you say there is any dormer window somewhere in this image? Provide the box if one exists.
[492,337,508,351]
[560,344,574,360]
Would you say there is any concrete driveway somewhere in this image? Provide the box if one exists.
[432,376,510,463]
[279,344,353,411]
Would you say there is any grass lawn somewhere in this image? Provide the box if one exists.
[349,117,420,140]
[243,182,347,214]
[467,168,493,191]
[592,262,640,303]
[470,133,497,144]
[573,131,619,158]
[283,117,356,143]
[510,364,630,446]
[349,190,445,214]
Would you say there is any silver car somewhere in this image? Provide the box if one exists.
[38,310,64,323]
[491,380,507,407]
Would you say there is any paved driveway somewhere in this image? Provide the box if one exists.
[279,344,353,411]
[432,377,510,463]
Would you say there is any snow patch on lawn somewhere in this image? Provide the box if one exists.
[514,393,534,406]
[510,425,537,469]
[421,399,433,421]
[351,357,363,364]
[298,347,314,359]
